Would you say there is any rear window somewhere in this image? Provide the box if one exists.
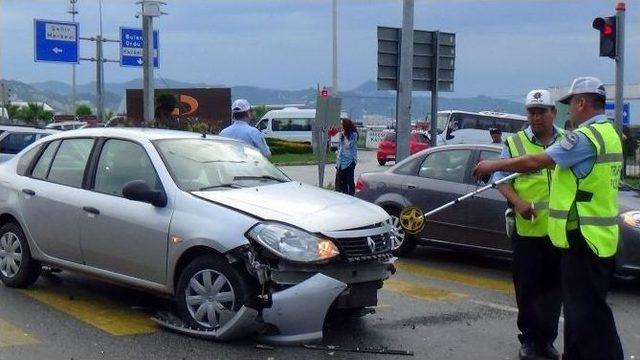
[0,133,38,155]
[383,132,396,142]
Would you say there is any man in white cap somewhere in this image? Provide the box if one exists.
[220,99,271,157]
[473,77,623,359]
[492,89,563,360]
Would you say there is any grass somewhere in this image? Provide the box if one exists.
[271,152,337,165]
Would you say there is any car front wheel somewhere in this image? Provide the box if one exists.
[378,159,386,166]
[176,255,257,330]
[0,223,41,287]
[386,208,417,256]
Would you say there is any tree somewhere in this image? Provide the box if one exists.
[15,103,54,125]
[252,104,268,125]
[75,104,93,116]
[155,92,178,129]
[6,104,20,120]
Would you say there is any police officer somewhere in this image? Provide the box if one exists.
[472,77,623,360]
[493,89,563,360]
[220,99,271,157]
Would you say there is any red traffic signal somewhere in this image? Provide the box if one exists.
[321,87,329,98]
[593,16,617,58]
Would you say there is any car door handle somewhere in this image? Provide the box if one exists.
[22,189,36,196]
[407,184,416,189]
[82,206,100,215]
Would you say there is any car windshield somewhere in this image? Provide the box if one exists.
[154,138,290,192]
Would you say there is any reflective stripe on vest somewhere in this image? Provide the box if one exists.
[505,130,560,237]
[548,122,622,257]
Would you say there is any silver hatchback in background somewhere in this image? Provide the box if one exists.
[0,128,395,344]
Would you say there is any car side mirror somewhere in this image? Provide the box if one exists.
[446,133,455,140]
[122,180,167,207]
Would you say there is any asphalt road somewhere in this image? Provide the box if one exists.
[1,248,640,360]
[2,153,639,359]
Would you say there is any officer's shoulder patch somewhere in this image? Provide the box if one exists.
[560,131,579,151]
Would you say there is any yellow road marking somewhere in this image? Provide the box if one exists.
[384,279,466,302]
[0,318,39,347]
[18,288,157,336]
[395,261,514,294]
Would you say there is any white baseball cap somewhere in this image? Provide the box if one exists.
[525,89,555,109]
[558,76,606,104]
[231,99,251,113]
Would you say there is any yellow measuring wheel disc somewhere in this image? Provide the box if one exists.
[399,206,425,234]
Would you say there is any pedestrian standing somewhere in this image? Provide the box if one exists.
[220,99,271,157]
[489,127,503,144]
[335,118,358,195]
[493,89,563,360]
[472,77,624,360]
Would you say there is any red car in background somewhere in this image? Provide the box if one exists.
[377,131,431,165]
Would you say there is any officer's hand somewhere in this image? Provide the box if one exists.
[472,161,494,179]
[514,199,536,220]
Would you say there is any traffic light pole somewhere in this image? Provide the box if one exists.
[614,2,625,133]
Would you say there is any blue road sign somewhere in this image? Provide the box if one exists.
[120,27,159,68]
[605,102,630,125]
[34,19,79,64]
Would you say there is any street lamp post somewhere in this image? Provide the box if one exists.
[68,0,78,112]
[137,1,165,125]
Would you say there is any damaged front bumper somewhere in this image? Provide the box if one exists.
[153,273,348,345]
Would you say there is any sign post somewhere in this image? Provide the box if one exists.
[34,19,79,64]
[119,27,159,68]
[313,87,342,188]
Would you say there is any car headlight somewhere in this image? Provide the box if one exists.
[247,222,340,262]
[621,211,640,230]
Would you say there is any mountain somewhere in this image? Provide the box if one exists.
[5,78,524,118]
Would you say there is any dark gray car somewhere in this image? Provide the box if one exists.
[355,144,640,275]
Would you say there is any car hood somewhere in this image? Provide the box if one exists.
[192,182,389,233]
[619,189,640,213]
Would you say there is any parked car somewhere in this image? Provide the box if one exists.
[45,121,87,131]
[356,143,640,276]
[0,128,396,344]
[0,124,58,163]
[376,131,431,166]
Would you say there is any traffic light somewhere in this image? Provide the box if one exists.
[593,16,617,58]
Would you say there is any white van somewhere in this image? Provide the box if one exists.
[435,110,528,145]
[255,107,347,144]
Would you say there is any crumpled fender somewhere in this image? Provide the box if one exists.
[259,273,348,345]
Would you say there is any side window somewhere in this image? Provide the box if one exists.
[271,118,311,132]
[47,138,94,187]
[272,118,284,131]
[17,143,44,176]
[93,139,161,197]
[479,150,500,161]
[477,116,495,130]
[418,149,472,183]
[256,119,268,131]
[453,114,478,130]
[0,133,38,155]
[31,141,61,179]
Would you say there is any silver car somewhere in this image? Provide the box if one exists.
[0,128,395,344]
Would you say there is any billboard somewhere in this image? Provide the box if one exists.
[125,88,231,131]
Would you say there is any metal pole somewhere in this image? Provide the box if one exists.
[396,0,414,162]
[69,0,78,112]
[429,31,440,147]
[143,13,155,125]
[96,35,104,123]
[331,0,338,94]
[614,2,625,134]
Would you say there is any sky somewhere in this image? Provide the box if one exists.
[0,0,638,100]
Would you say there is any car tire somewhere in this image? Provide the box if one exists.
[0,222,41,288]
[386,207,417,256]
[378,159,386,166]
[176,255,257,330]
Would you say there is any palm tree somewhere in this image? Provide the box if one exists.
[16,103,54,125]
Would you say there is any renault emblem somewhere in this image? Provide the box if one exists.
[367,236,376,253]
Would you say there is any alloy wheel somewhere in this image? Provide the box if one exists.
[185,269,236,329]
[0,232,23,278]
[389,215,406,250]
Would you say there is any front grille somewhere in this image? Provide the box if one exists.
[335,233,392,258]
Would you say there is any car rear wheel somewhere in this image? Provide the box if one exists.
[176,255,257,330]
[386,208,417,256]
[377,159,386,166]
[0,223,41,287]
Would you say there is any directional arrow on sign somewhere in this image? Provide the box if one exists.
[137,58,143,65]
[53,47,63,54]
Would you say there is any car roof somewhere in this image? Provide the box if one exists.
[42,127,233,143]
[0,124,59,134]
